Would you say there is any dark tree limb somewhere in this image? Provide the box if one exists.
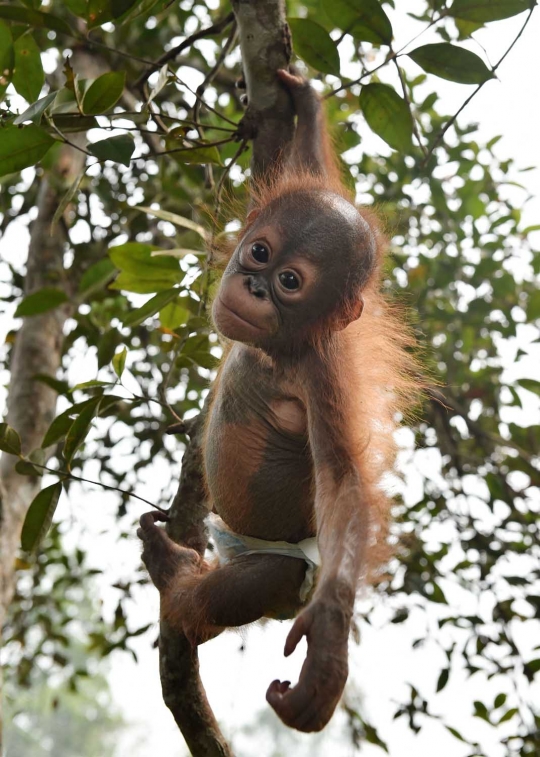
[159,408,233,757]
[233,0,295,177]
[156,2,296,755]
[135,12,236,90]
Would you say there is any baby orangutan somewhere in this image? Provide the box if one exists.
[138,70,420,733]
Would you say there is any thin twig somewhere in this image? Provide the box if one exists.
[392,55,428,158]
[156,136,235,156]
[422,6,535,166]
[135,12,235,89]
[214,139,248,241]
[183,32,238,192]
[334,27,352,47]
[27,462,169,515]
[427,387,538,468]
[178,119,237,133]
[159,335,189,421]
[327,27,450,100]
[102,111,237,133]
[170,70,238,127]
[85,35,157,67]
[45,115,94,158]
[193,22,238,125]
[394,14,442,57]
[324,52,396,99]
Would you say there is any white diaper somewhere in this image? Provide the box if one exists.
[207,513,320,603]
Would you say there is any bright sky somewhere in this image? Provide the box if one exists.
[1,3,540,757]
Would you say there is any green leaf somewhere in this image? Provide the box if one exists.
[15,287,68,317]
[494,693,507,709]
[134,206,207,240]
[64,0,87,14]
[41,411,77,449]
[14,91,57,125]
[123,0,164,22]
[63,396,102,465]
[52,84,87,114]
[41,400,105,449]
[0,4,73,34]
[0,124,55,179]
[147,63,169,104]
[79,258,117,294]
[82,71,125,114]
[159,299,189,329]
[97,328,121,368]
[89,134,134,166]
[408,43,493,84]
[363,723,388,753]
[455,18,484,38]
[112,346,127,378]
[288,18,340,75]
[109,242,181,279]
[473,700,490,722]
[87,0,114,28]
[111,0,140,16]
[15,448,45,477]
[123,288,180,328]
[21,482,63,552]
[359,83,413,152]
[526,289,540,320]
[167,144,223,166]
[498,707,519,723]
[20,0,45,8]
[436,668,450,692]
[321,0,392,44]
[52,114,99,133]
[151,248,204,259]
[0,20,13,97]
[428,582,447,603]
[445,726,467,743]
[516,378,540,395]
[12,33,43,102]
[450,0,533,23]
[109,272,179,294]
[73,380,115,391]
[15,459,43,477]
[0,423,22,455]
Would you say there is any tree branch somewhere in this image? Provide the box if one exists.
[233,0,295,177]
[135,12,235,90]
[392,55,428,158]
[155,2,297,754]
[422,6,535,166]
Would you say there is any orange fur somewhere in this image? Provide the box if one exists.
[209,167,423,580]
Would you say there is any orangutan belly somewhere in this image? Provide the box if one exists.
[203,348,315,542]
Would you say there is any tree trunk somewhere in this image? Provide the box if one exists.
[0,50,105,752]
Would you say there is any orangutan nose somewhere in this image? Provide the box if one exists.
[245,274,268,300]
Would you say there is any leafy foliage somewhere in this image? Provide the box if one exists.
[3,526,127,757]
[359,83,413,152]
[0,0,539,753]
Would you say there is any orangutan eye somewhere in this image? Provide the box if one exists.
[279,271,300,291]
[251,243,269,263]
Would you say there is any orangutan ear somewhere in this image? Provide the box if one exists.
[335,295,364,331]
[246,208,260,225]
